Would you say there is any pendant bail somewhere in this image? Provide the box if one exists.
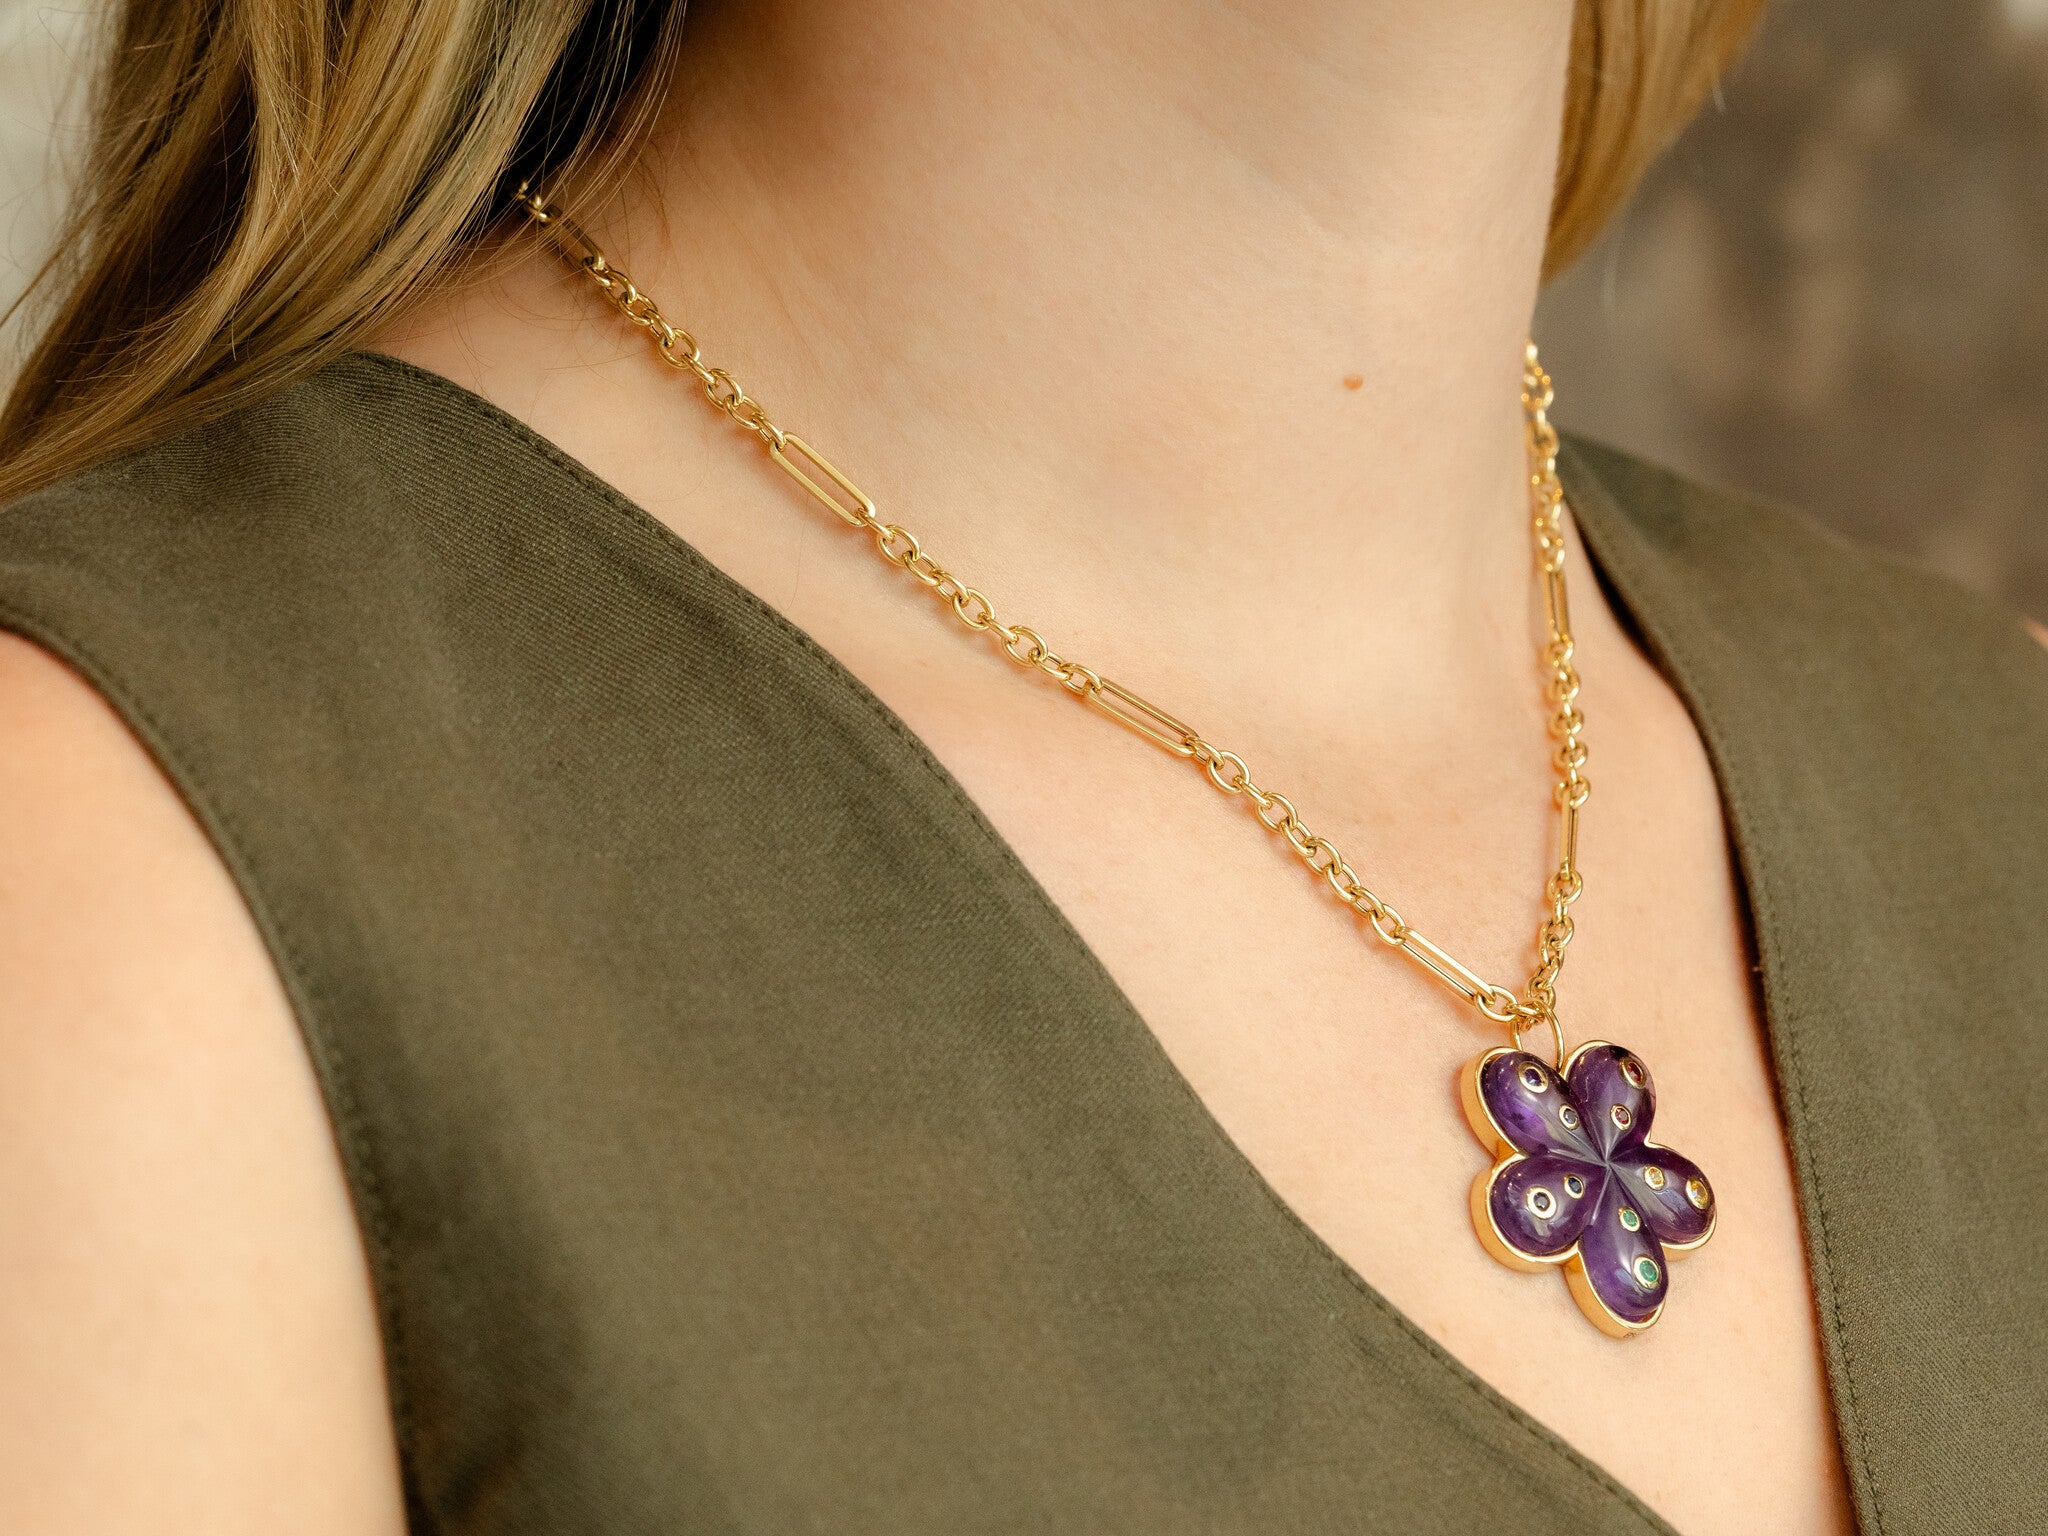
[1510,1005,1565,1070]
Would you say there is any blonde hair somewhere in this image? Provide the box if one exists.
[0,0,1765,504]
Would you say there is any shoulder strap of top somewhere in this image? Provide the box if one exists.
[1561,433,2048,1535]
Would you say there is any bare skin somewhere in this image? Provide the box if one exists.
[5,0,2038,1529]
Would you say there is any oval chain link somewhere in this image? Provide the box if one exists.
[515,184,1587,1060]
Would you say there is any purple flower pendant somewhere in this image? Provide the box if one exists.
[1460,1041,1715,1337]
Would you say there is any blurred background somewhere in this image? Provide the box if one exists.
[1535,0,2048,621]
[3,1,2045,619]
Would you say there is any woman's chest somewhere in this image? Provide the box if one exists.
[874,664,1862,1536]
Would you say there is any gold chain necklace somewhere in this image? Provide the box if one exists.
[514,184,1716,1337]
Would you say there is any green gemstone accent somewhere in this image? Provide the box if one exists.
[1633,1254,1661,1287]
[1618,1206,1641,1232]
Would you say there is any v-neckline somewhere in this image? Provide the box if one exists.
[338,347,1871,1534]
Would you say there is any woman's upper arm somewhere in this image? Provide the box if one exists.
[0,631,407,1534]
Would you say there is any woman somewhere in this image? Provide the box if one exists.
[0,1,2041,1532]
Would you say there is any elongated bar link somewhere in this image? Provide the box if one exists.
[770,434,875,527]
[1083,678,1200,758]
[1395,928,1500,1009]
[1544,565,1572,644]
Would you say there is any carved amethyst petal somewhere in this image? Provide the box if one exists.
[1563,1042,1655,1158]
[1486,1153,1607,1260]
[1612,1144,1715,1249]
[1475,1049,1602,1161]
[1574,1175,1669,1328]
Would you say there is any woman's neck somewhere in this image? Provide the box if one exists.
[386,0,1578,719]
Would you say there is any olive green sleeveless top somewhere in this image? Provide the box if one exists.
[2,352,2044,1534]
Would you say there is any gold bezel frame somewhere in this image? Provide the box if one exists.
[1458,1040,1716,1339]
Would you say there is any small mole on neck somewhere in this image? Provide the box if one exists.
[1342,374,1364,391]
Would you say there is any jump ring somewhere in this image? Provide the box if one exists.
[1204,750,1250,794]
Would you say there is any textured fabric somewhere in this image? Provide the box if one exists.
[0,350,2041,1535]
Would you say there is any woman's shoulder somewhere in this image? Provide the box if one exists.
[0,352,604,817]
[0,353,458,607]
